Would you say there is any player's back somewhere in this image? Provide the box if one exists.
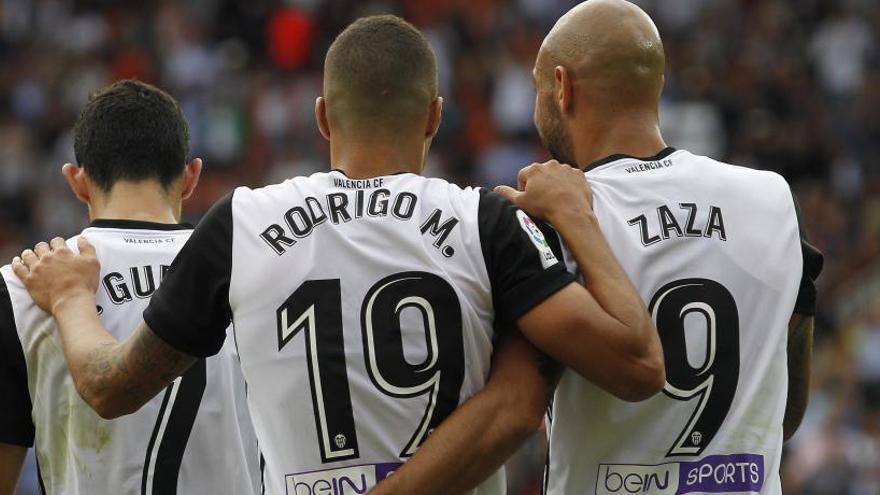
[0,221,259,495]
[210,170,567,495]
[546,149,808,495]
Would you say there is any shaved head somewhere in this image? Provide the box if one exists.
[533,0,665,164]
[324,15,438,136]
[539,0,664,104]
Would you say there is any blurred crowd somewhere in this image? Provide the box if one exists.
[1,0,878,493]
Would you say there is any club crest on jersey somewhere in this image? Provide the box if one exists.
[334,434,347,449]
[516,210,558,269]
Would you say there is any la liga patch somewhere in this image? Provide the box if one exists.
[516,210,559,269]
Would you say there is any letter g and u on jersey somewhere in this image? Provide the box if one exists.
[143,171,575,495]
[0,221,260,495]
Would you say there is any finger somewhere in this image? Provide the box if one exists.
[11,257,27,278]
[50,237,67,251]
[77,236,97,257]
[494,185,523,205]
[34,242,51,257]
[517,164,539,190]
[21,249,37,268]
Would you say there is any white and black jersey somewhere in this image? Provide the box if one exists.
[142,171,575,495]
[544,149,824,495]
[0,220,260,495]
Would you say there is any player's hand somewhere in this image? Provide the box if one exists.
[11,237,100,315]
[495,160,593,224]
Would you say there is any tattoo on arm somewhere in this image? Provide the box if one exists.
[80,324,196,413]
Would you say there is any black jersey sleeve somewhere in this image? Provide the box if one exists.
[0,276,35,447]
[791,192,824,317]
[478,190,576,323]
[144,193,234,358]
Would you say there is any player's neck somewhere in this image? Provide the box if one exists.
[329,135,425,179]
[573,114,667,170]
[88,181,181,224]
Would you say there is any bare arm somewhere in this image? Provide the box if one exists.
[371,163,663,495]
[371,333,559,495]
[13,237,195,419]
[0,443,26,495]
[784,314,813,441]
[499,161,664,401]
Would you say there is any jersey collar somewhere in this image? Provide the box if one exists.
[586,147,678,171]
[331,169,414,178]
[88,219,193,231]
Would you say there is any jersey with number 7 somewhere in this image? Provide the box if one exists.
[545,148,823,495]
[0,221,260,494]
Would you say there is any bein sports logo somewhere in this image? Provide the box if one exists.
[286,463,400,495]
[598,464,677,495]
[597,454,764,495]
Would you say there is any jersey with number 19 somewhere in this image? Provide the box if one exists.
[545,149,823,495]
[142,170,574,495]
[0,220,260,495]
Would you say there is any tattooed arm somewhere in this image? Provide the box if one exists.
[783,314,813,441]
[53,314,193,419]
[13,237,195,419]
[371,333,560,495]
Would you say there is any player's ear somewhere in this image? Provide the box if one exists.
[554,66,573,115]
[62,163,90,204]
[425,96,443,140]
[315,97,331,142]
[180,158,203,201]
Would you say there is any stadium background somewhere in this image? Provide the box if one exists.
[1,0,877,493]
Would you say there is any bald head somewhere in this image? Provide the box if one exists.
[538,0,665,109]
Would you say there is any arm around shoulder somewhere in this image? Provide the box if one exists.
[494,162,665,402]
[518,280,664,402]
[370,333,557,495]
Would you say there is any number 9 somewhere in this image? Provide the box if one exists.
[650,278,740,457]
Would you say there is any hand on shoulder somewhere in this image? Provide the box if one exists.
[11,236,100,315]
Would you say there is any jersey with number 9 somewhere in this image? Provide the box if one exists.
[545,149,823,495]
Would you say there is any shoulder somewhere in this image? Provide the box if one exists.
[401,174,482,197]
[0,264,37,317]
[0,264,40,344]
[688,151,789,187]
[681,151,794,206]
[397,175,484,218]
[231,173,333,207]
[0,265,24,296]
